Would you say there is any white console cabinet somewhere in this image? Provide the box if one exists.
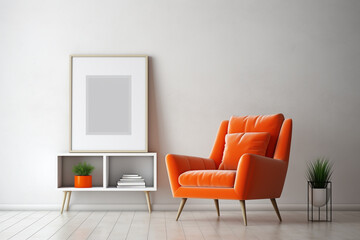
[56,153,157,213]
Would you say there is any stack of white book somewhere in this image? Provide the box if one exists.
[117,174,146,188]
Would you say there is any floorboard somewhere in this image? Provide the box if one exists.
[27,211,78,240]
[10,211,60,240]
[0,212,21,224]
[180,211,205,240]
[87,211,121,240]
[193,211,222,240]
[165,211,186,240]
[0,211,48,239]
[0,212,34,233]
[48,211,92,240]
[203,211,239,240]
[68,211,106,240]
[148,211,167,240]
[126,211,151,240]
[107,211,134,240]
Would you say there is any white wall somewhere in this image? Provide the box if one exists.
[1,0,360,209]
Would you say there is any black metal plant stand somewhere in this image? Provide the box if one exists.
[307,181,332,222]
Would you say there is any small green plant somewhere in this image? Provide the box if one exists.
[72,162,94,176]
[306,157,333,188]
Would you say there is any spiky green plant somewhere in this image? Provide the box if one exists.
[72,162,94,176]
[306,157,333,188]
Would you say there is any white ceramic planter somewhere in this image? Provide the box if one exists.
[310,188,329,207]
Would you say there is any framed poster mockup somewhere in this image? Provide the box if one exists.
[70,55,148,152]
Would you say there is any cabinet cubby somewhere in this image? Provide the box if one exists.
[106,155,155,189]
[57,155,104,188]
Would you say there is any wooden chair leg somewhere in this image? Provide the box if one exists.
[176,198,187,221]
[239,200,247,226]
[214,199,220,216]
[66,191,72,211]
[270,198,282,222]
[60,191,68,214]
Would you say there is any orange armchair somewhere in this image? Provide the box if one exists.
[165,114,292,225]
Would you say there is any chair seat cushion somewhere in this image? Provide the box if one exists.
[179,170,236,188]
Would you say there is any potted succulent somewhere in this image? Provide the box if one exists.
[72,162,95,188]
[306,157,333,207]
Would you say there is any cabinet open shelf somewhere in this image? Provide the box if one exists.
[57,187,157,191]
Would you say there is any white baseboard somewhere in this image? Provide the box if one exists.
[1,203,360,211]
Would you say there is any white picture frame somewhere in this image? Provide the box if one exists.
[70,55,148,152]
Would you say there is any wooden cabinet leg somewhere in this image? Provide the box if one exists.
[61,191,68,214]
[66,191,72,211]
[144,191,152,213]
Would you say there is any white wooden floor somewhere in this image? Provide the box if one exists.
[0,210,359,240]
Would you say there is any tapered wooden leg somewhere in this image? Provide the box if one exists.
[239,200,247,226]
[270,198,282,222]
[61,191,68,214]
[144,191,152,213]
[214,199,220,216]
[66,191,72,211]
[176,198,187,221]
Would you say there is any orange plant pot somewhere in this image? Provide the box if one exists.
[74,176,92,188]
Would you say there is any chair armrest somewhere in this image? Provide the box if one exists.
[165,154,216,195]
[234,153,288,199]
